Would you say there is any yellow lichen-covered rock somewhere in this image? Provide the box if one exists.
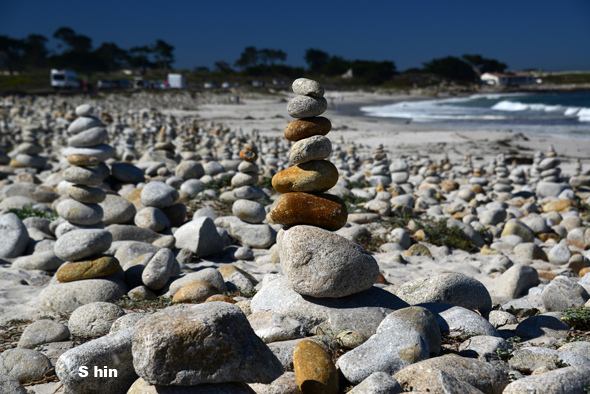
[293,340,338,394]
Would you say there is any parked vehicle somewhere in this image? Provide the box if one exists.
[167,73,186,89]
[97,79,114,89]
[133,77,145,89]
[50,69,80,89]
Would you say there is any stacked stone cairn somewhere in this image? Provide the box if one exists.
[529,150,544,184]
[231,143,266,224]
[9,127,47,171]
[53,105,119,286]
[492,153,513,193]
[367,144,392,187]
[270,78,379,297]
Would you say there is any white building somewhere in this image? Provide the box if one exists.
[481,72,537,86]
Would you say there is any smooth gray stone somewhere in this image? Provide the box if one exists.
[111,162,145,184]
[62,144,115,162]
[18,319,70,349]
[134,207,170,232]
[289,135,332,164]
[542,275,589,311]
[100,194,136,225]
[495,264,539,298]
[67,126,108,147]
[12,251,63,271]
[278,225,379,298]
[142,248,175,290]
[140,181,179,208]
[339,310,429,384]
[0,348,52,384]
[215,216,276,249]
[132,303,283,385]
[68,302,126,337]
[348,372,403,394]
[392,273,492,316]
[0,213,29,259]
[37,277,127,313]
[0,374,27,393]
[67,115,102,134]
[174,217,224,258]
[56,327,137,394]
[67,184,106,204]
[106,224,163,243]
[515,314,570,340]
[287,95,327,118]
[175,160,205,180]
[292,78,324,97]
[54,229,112,261]
[458,335,511,361]
[420,303,499,337]
[251,276,409,338]
[56,199,103,225]
[502,365,590,394]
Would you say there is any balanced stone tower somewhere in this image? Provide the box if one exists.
[53,104,120,287]
[270,78,379,298]
[231,143,266,224]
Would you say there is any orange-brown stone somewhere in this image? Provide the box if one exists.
[67,154,99,166]
[293,340,338,394]
[204,294,237,304]
[172,281,220,303]
[543,200,571,213]
[538,233,560,242]
[269,192,348,231]
[579,267,590,277]
[284,117,332,142]
[56,256,120,282]
[272,160,338,194]
[239,149,258,162]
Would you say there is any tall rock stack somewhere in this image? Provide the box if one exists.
[9,128,47,171]
[62,104,115,165]
[270,78,379,299]
[270,78,346,232]
[492,153,513,194]
[529,150,544,184]
[52,106,121,288]
[231,144,266,224]
[367,144,392,187]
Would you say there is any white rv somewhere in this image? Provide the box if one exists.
[50,69,80,89]
[167,73,186,89]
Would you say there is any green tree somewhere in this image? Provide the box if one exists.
[234,46,259,69]
[53,27,92,52]
[128,46,154,75]
[94,42,127,73]
[351,60,396,84]
[214,61,234,73]
[462,54,507,75]
[323,55,351,76]
[422,56,476,81]
[259,48,286,65]
[304,48,329,74]
[0,35,25,74]
[152,39,175,73]
[23,34,48,68]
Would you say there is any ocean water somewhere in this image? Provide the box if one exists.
[360,90,590,138]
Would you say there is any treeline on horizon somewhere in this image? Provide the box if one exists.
[0,27,509,86]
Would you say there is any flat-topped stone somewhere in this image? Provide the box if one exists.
[56,256,120,282]
[270,192,347,231]
[56,199,103,225]
[67,154,99,166]
[63,165,103,186]
[272,160,339,193]
[284,117,332,141]
[67,184,106,204]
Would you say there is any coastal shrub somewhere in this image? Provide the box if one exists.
[115,295,174,313]
[561,307,590,330]
[357,232,388,252]
[8,204,57,221]
[413,217,477,252]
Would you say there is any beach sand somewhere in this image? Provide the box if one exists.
[169,89,590,175]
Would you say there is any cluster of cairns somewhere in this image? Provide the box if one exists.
[2,85,590,392]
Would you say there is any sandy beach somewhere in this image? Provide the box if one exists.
[185,89,590,175]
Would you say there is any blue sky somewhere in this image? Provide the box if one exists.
[1,0,589,72]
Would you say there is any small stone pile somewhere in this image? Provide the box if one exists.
[529,150,545,184]
[493,153,513,193]
[539,149,562,183]
[367,144,392,187]
[62,104,115,164]
[9,127,47,171]
[389,156,410,185]
[231,144,266,224]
